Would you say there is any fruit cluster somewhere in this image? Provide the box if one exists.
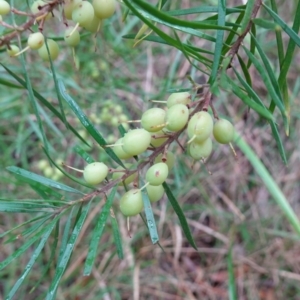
[71,91,234,218]
[1,0,117,60]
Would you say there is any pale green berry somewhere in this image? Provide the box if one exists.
[64,27,80,47]
[122,129,151,156]
[31,0,52,20]
[83,15,102,33]
[188,138,212,160]
[150,130,168,147]
[93,0,116,19]
[120,189,143,217]
[154,151,175,171]
[213,119,234,144]
[7,45,20,57]
[187,111,213,143]
[38,39,59,61]
[0,0,10,15]
[167,92,191,108]
[113,138,133,160]
[28,32,45,50]
[146,184,164,202]
[72,1,95,27]
[141,107,166,132]
[83,162,108,185]
[37,159,49,170]
[64,0,81,20]
[145,162,168,186]
[165,104,189,132]
[112,164,137,186]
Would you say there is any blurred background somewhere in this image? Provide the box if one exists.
[1,0,300,299]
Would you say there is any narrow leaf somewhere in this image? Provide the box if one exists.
[46,201,92,300]
[110,211,124,259]
[83,187,117,276]
[6,166,83,195]
[58,79,125,167]
[234,132,300,235]
[163,182,197,249]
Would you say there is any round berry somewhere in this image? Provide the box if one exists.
[28,32,45,50]
[93,0,116,19]
[213,119,234,144]
[83,15,102,33]
[7,45,20,57]
[187,111,213,143]
[83,162,108,185]
[72,1,95,27]
[150,130,168,148]
[113,138,133,160]
[154,151,175,171]
[146,184,164,202]
[64,0,81,20]
[188,138,212,160]
[120,189,143,217]
[145,162,169,186]
[0,0,10,15]
[38,39,59,61]
[64,27,80,47]
[141,107,166,132]
[167,92,191,108]
[122,129,151,156]
[31,0,52,20]
[165,104,189,132]
[112,164,137,186]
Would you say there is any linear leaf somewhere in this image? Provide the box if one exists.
[252,18,278,29]
[6,166,83,195]
[224,76,274,121]
[163,182,197,250]
[234,132,300,235]
[209,0,226,85]
[227,245,237,300]
[141,187,159,244]
[73,145,95,164]
[46,201,92,300]
[263,3,300,47]
[167,6,243,16]
[57,79,125,167]
[110,211,124,259]
[83,187,117,275]
[6,222,56,300]
[0,63,87,145]
[0,200,55,213]
[0,215,61,270]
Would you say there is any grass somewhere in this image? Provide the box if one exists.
[1,0,300,299]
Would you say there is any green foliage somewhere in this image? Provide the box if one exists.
[1,0,300,298]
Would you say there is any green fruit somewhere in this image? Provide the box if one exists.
[141,107,166,132]
[113,138,133,160]
[150,130,168,147]
[31,0,52,20]
[44,166,54,177]
[28,32,45,50]
[112,164,137,186]
[93,0,116,19]
[0,0,10,15]
[213,119,234,144]
[64,27,80,47]
[187,111,213,143]
[7,45,20,57]
[154,151,175,171]
[37,159,49,170]
[72,1,94,27]
[167,92,191,108]
[165,104,189,132]
[145,162,168,186]
[38,39,59,61]
[188,138,212,160]
[120,189,143,217]
[146,184,164,202]
[64,0,81,20]
[83,162,108,185]
[122,129,151,156]
[83,15,102,33]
